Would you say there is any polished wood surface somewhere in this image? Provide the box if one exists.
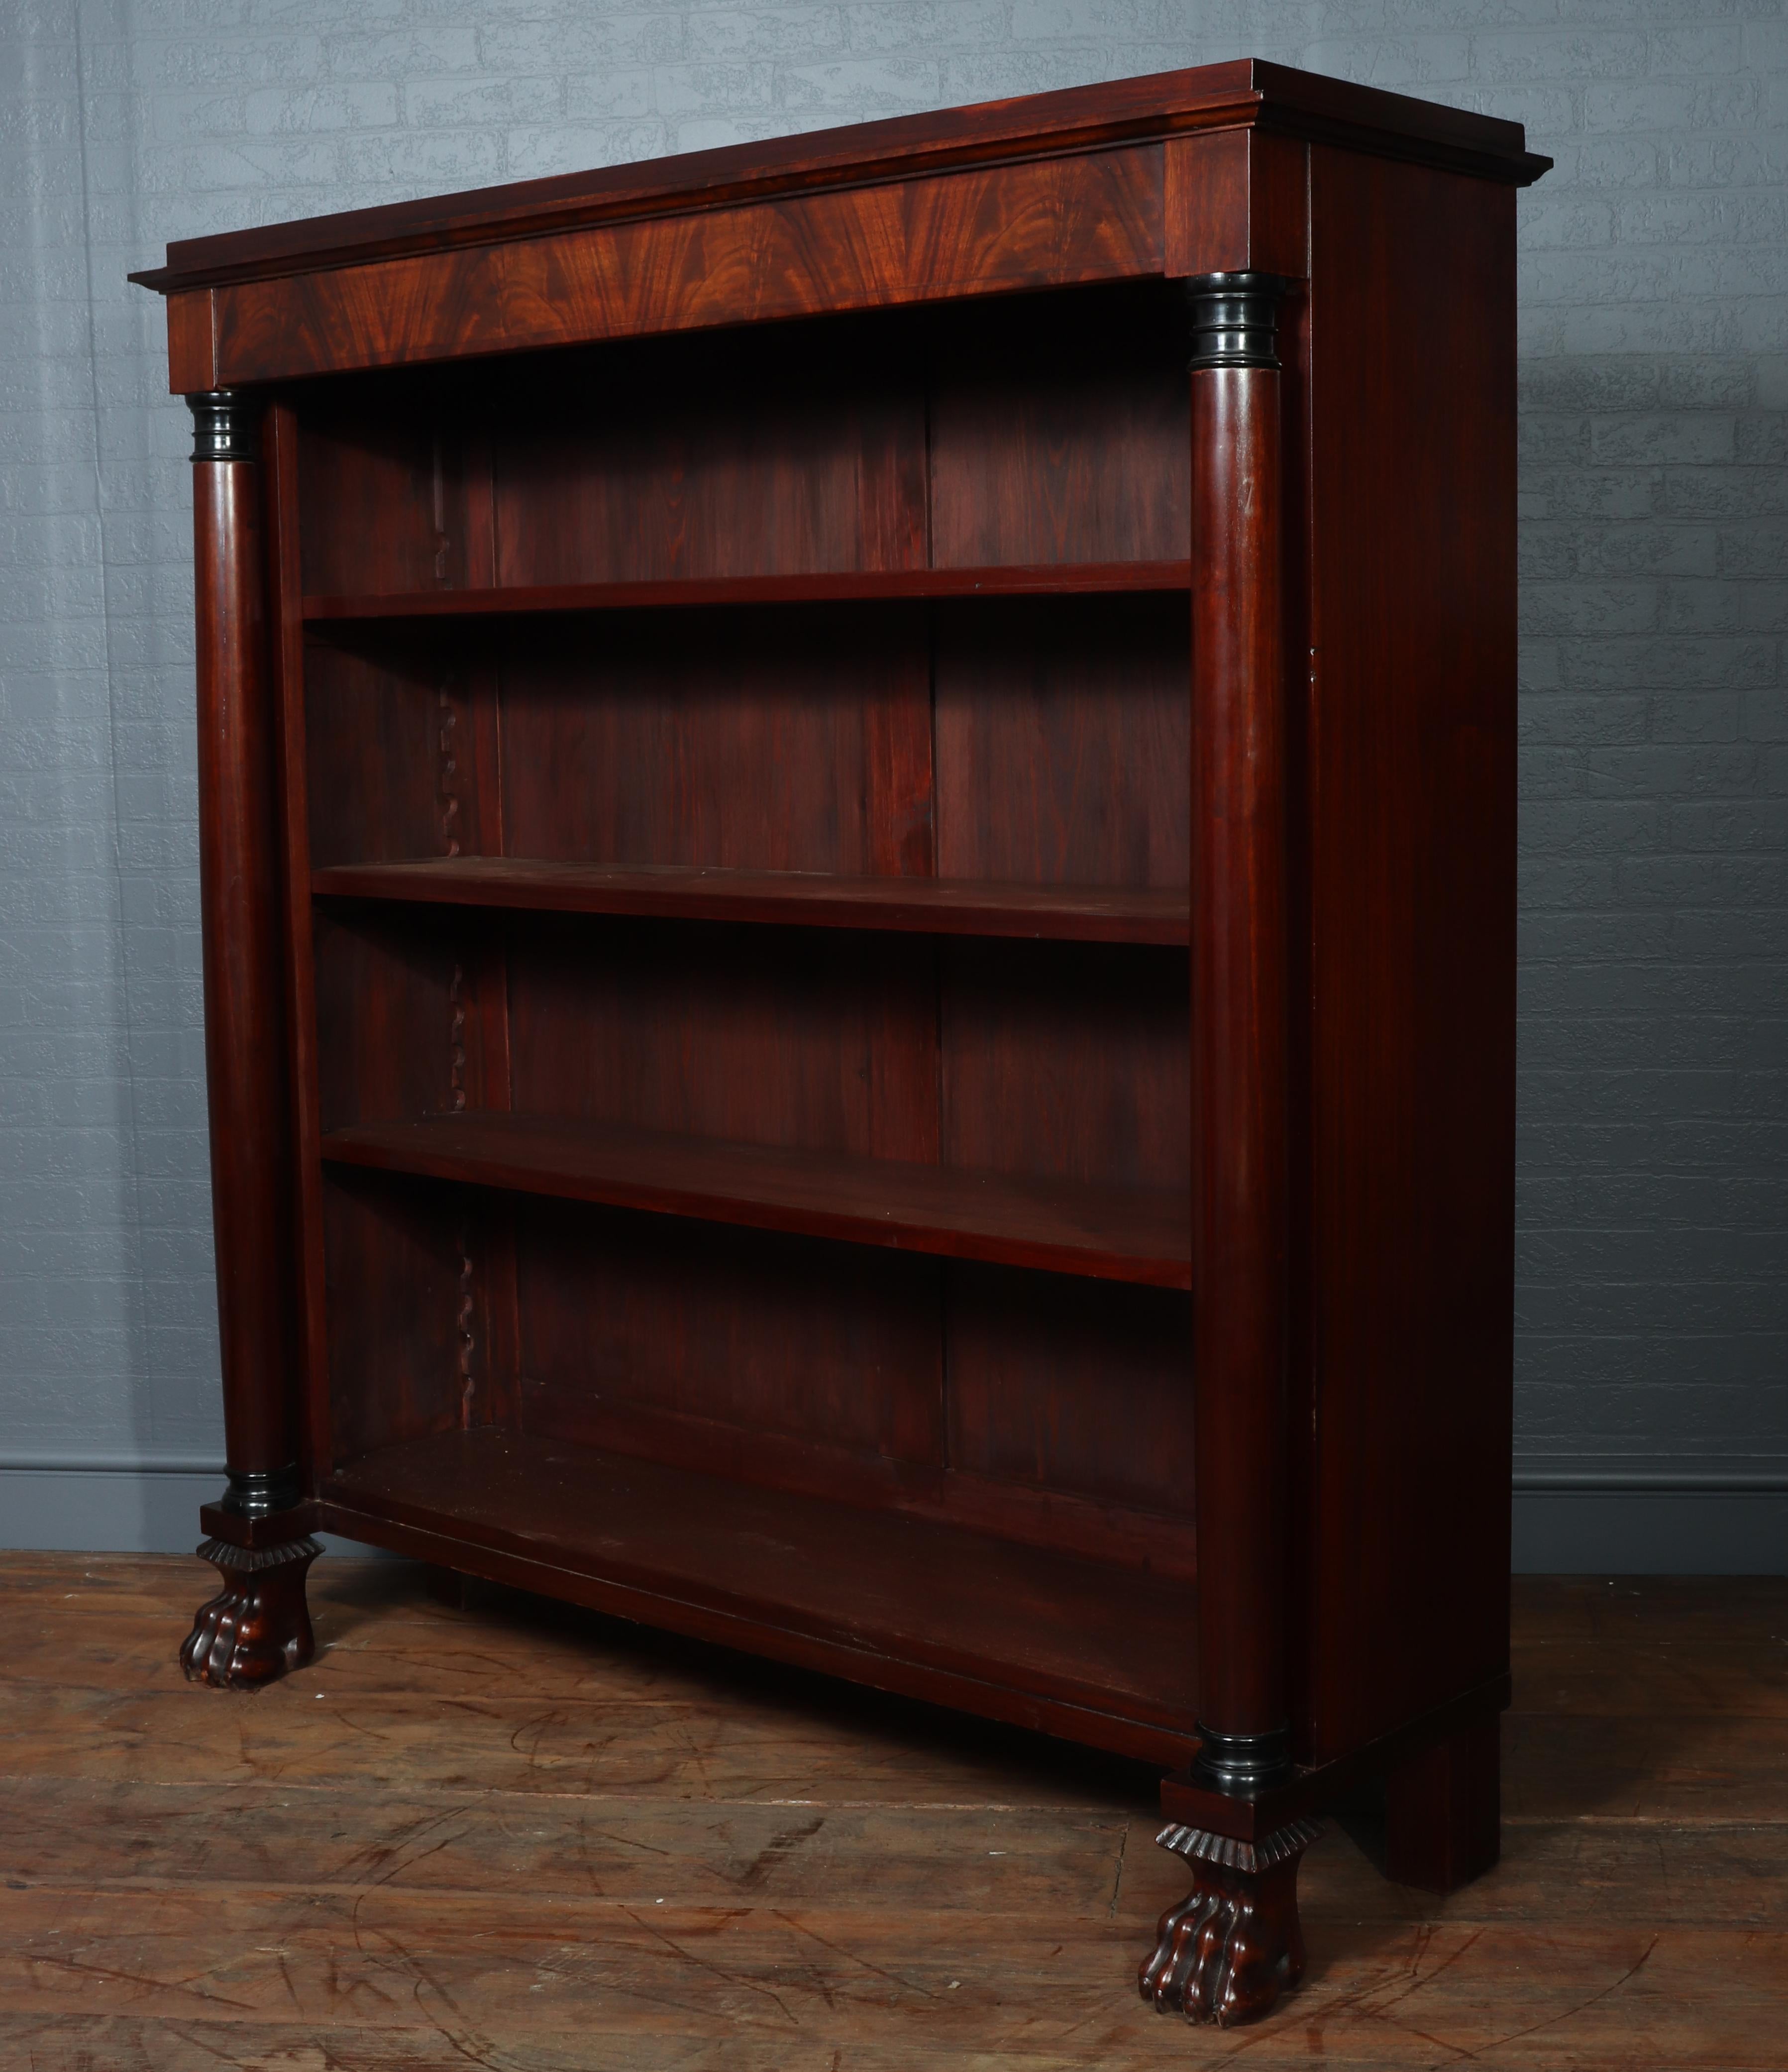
[320,1113,1192,1286]
[208,147,1166,386]
[1189,354,1291,1752]
[302,559,1194,620]
[313,858,1190,944]
[5,1560,1780,2067]
[317,1428,1198,1752]
[1299,150,1521,1765]
[137,68,1535,2027]
[132,59,1545,298]
[134,65,1546,388]
[191,448,297,1487]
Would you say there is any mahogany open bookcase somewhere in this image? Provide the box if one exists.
[133,60,1547,2028]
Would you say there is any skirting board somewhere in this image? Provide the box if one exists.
[0,1466,382,1559]
[1512,1489,1788,1574]
[2,1462,1785,1572]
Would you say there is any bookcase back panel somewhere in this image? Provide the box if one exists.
[945,1264,1193,1518]
[313,906,471,1131]
[298,394,442,599]
[928,284,1189,568]
[323,1167,478,1463]
[933,595,1189,885]
[499,614,933,875]
[305,637,472,869]
[941,940,1190,1191]
[492,321,928,585]
[513,1203,943,1466]
[506,916,939,1165]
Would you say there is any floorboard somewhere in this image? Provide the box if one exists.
[1,1555,1783,2068]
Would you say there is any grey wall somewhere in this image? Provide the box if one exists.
[2,0,1784,1569]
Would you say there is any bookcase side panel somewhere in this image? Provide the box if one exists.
[1301,149,1519,1763]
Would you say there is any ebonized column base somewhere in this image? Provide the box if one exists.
[1139,1815,1323,2027]
[181,1534,321,1688]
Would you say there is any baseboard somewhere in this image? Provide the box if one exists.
[4,1460,1785,1571]
[0,1463,383,1557]
[1511,1456,1788,1572]
[1512,1489,1788,1574]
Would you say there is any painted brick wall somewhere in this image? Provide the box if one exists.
[2,0,1784,1556]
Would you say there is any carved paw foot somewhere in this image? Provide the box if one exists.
[181,1535,321,1688]
[1139,1817,1321,2026]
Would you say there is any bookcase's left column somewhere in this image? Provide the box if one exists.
[178,388,321,1690]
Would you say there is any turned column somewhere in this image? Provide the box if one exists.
[1186,273,1294,1797]
[181,389,317,1688]
[1141,273,1310,2030]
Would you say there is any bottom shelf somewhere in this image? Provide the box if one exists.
[319,1428,1197,1764]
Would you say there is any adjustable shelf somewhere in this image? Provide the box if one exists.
[318,1426,1197,1758]
[312,858,1191,946]
[321,1113,1191,1288]
[300,559,1194,623]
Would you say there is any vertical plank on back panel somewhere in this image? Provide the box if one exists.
[264,402,330,1483]
[464,608,519,1430]
[297,388,445,598]
[490,320,928,587]
[928,286,1189,570]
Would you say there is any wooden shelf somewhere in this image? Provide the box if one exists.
[321,1113,1191,1288]
[318,1426,1197,1756]
[301,560,1193,622]
[312,858,1191,946]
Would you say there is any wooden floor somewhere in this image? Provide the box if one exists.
[1,1556,1784,2069]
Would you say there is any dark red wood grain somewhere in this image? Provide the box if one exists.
[148,65,1532,2028]
[1384,1710,1502,1894]
[207,149,1167,386]
[311,858,1191,945]
[1299,149,1518,1766]
[132,59,1544,300]
[302,560,1193,620]
[319,1425,1199,1749]
[263,402,329,1489]
[320,1112,1192,1288]
[192,453,297,1484]
[1189,360,1290,1747]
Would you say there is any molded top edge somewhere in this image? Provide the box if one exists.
[130,59,1551,296]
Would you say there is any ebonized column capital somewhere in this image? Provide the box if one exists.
[186,389,262,465]
[1181,273,1290,372]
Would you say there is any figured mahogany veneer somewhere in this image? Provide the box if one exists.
[313,859,1190,945]
[302,560,1194,622]
[321,1113,1191,1286]
[139,60,1542,2031]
